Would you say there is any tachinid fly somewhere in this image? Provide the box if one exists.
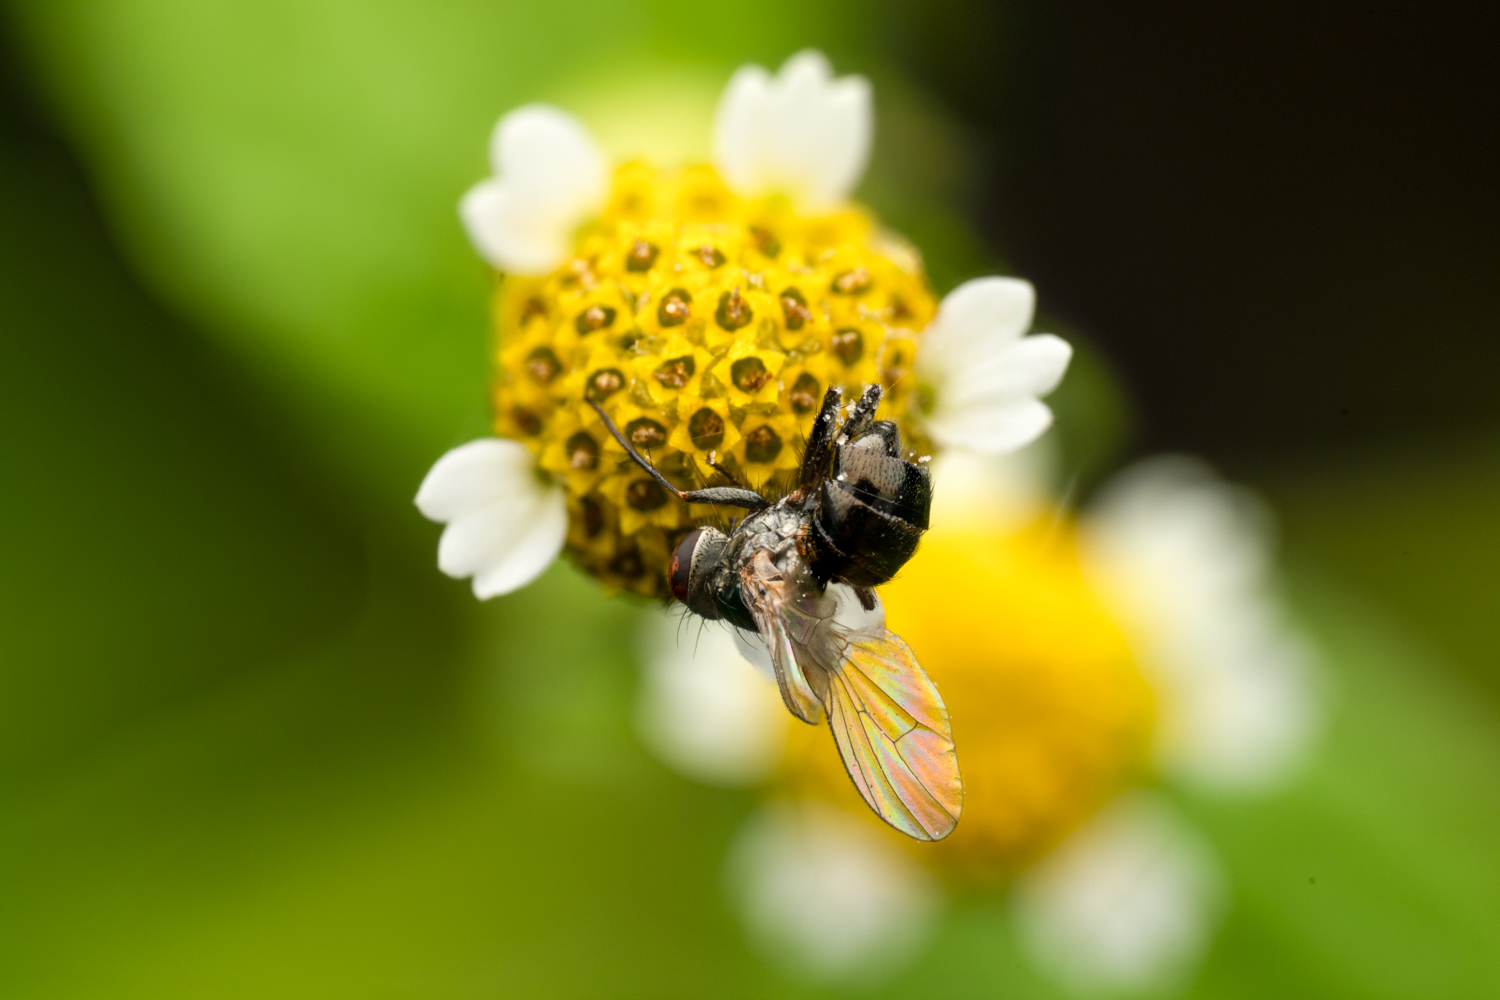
[591,384,962,841]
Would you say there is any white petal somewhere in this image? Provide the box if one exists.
[415,438,537,522]
[460,104,606,275]
[780,54,870,208]
[490,105,606,202]
[925,397,1056,455]
[636,611,787,786]
[415,438,565,599]
[1012,794,1224,995]
[917,278,1070,456]
[712,50,872,209]
[727,802,942,982]
[460,180,571,277]
[936,333,1073,413]
[470,489,567,598]
[437,497,535,578]
[1161,630,1317,788]
[919,277,1036,371]
[1080,457,1319,790]
[714,65,775,193]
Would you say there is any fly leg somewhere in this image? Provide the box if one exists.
[798,386,844,493]
[706,457,748,489]
[838,384,884,443]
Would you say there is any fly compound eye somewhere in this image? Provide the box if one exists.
[669,528,705,603]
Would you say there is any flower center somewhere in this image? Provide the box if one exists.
[491,162,941,597]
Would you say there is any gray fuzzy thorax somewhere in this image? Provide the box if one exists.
[728,498,809,569]
[704,496,817,630]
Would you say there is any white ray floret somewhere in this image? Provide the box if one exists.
[727,801,942,983]
[916,277,1073,455]
[634,611,788,786]
[460,105,607,275]
[713,50,873,210]
[1081,457,1318,791]
[415,438,568,598]
[1012,793,1225,995]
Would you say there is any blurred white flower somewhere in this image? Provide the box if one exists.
[1013,793,1225,996]
[685,456,1313,990]
[926,441,1059,531]
[916,277,1073,455]
[1081,457,1318,791]
[460,104,607,275]
[414,438,567,598]
[634,610,788,786]
[727,801,942,982]
[636,582,883,785]
[713,50,872,210]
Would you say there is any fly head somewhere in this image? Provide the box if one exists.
[668,526,730,620]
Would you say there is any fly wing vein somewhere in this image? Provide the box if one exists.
[824,630,963,841]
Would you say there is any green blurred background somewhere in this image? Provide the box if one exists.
[1,1,1497,996]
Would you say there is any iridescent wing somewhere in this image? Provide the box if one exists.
[738,551,963,841]
[739,549,824,724]
[821,629,962,841]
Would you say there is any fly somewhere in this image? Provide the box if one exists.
[590,384,962,841]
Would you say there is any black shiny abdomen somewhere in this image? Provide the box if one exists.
[806,421,931,587]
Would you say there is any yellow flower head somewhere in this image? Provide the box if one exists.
[421,51,1073,604]
[490,163,937,596]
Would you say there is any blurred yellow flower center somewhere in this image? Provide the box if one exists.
[782,514,1155,877]
[491,162,938,596]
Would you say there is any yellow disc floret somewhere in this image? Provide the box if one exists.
[491,162,938,597]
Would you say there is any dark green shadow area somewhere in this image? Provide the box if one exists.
[0,56,368,782]
[1254,436,1500,700]
[0,43,462,990]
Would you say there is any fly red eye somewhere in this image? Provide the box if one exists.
[669,528,704,603]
